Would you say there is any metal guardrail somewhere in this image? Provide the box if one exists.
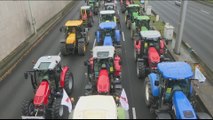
[0,1,76,81]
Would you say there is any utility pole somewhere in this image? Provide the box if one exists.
[28,0,37,34]
[174,0,188,55]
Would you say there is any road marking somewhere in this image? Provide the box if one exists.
[58,52,61,56]
[200,9,210,15]
[122,32,125,41]
[132,107,136,119]
[93,38,96,49]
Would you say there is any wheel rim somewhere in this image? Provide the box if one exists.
[145,82,149,102]
[68,75,73,90]
[59,105,64,117]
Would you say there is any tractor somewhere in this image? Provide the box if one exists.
[84,46,122,97]
[125,4,141,30]
[87,0,100,15]
[104,2,117,11]
[71,95,129,119]
[120,0,133,13]
[134,30,168,79]
[144,61,212,119]
[131,15,150,39]
[59,20,89,56]
[21,55,74,119]
[80,6,94,27]
[99,10,120,26]
[95,22,122,56]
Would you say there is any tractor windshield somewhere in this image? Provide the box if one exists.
[129,7,139,13]
[137,20,150,30]
[101,14,114,22]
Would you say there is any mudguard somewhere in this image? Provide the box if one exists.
[104,36,113,46]
[96,31,101,43]
[148,73,159,97]
[172,91,197,119]
[60,66,69,88]
[115,30,121,44]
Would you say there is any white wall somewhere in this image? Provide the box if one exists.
[0,1,71,61]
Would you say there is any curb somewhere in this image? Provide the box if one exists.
[195,0,213,8]
[0,1,76,81]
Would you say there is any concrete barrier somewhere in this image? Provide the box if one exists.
[0,1,76,81]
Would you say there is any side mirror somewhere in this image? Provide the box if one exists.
[154,81,159,86]
[59,27,63,32]
[24,72,28,79]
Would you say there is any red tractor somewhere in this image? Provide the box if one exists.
[134,30,169,79]
[21,55,74,119]
[84,46,122,97]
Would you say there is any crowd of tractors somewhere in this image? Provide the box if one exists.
[20,0,212,119]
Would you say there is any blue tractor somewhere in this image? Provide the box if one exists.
[144,61,212,119]
[95,21,122,56]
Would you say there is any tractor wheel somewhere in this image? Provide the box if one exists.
[60,44,69,56]
[78,42,86,56]
[64,70,74,97]
[133,49,138,62]
[127,20,131,30]
[52,97,69,119]
[115,48,122,57]
[22,99,35,116]
[144,77,154,107]
[136,61,145,79]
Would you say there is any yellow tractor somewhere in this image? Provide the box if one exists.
[60,20,89,56]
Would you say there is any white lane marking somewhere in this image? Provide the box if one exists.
[132,107,137,119]
[93,38,96,49]
[200,9,210,15]
[58,52,61,56]
[122,32,125,41]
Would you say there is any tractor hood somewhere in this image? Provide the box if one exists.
[148,47,160,63]
[104,36,113,46]
[97,69,110,93]
[66,33,76,44]
[173,91,197,119]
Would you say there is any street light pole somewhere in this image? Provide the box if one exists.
[174,0,188,55]
[28,0,37,34]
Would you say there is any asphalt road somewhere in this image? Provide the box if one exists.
[149,0,213,71]
[0,1,154,119]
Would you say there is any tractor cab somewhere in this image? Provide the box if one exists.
[104,2,116,11]
[80,6,93,21]
[97,22,117,46]
[126,4,140,21]
[63,20,85,39]
[88,0,99,15]
[135,16,150,32]
[99,10,117,23]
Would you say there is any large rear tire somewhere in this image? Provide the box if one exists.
[52,97,69,119]
[134,49,138,62]
[136,61,145,79]
[64,71,74,97]
[144,77,154,107]
[78,42,86,56]
[22,99,35,116]
[60,44,69,56]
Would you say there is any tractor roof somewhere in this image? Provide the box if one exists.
[137,16,150,20]
[81,6,91,9]
[100,10,115,15]
[65,20,83,27]
[93,46,115,59]
[99,22,117,29]
[140,30,161,39]
[72,95,117,119]
[127,4,140,7]
[33,56,61,70]
[157,62,194,80]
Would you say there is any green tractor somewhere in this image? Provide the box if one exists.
[124,4,141,30]
[131,15,150,39]
[87,0,100,15]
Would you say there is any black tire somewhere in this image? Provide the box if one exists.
[144,77,154,107]
[136,61,145,79]
[22,99,35,116]
[78,42,86,56]
[133,49,138,62]
[64,70,74,97]
[52,97,69,119]
[60,44,69,56]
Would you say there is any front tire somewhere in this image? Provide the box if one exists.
[64,71,74,97]
[22,99,35,116]
[136,61,145,79]
[144,77,154,107]
[60,44,69,56]
[52,97,69,119]
[78,42,86,56]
